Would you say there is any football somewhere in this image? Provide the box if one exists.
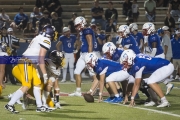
[83,93,94,103]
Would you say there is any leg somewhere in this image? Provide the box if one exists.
[0,63,5,97]
[69,53,75,81]
[62,53,69,82]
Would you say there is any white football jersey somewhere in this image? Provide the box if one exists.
[45,58,61,76]
[23,34,51,61]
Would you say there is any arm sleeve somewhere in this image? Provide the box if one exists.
[135,66,145,79]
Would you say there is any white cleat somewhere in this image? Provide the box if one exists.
[55,102,62,109]
[61,79,66,83]
[70,79,76,82]
[175,75,179,80]
[16,99,22,105]
[144,101,155,107]
[166,83,174,95]
[68,91,82,97]
[157,101,170,108]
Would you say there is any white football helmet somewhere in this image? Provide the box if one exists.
[74,16,87,31]
[117,25,130,38]
[120,49,136,67]
[142,22,155,35]
[85,53,98,73]
[129,23,138,32]
[102,42,116,58]
[162,26,169,31]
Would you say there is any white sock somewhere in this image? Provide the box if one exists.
[76,87,81,92]
[69,68,74,80]
[161,96,167,102]
[8,89,23,105]
[62,68,67,80]
[42,91,50,107]
[33,86,42,107]
[115,94,120,98]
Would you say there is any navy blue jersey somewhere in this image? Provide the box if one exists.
[129,54,170,76]
[131,32,144,48]
[148,34,163,56]
[59,34,76,53]
[94,59,123,77]
[121,35,140,54]
[171,38,180,59]
[97,34,106,52]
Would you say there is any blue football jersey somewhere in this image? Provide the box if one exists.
[96,34,106,52]
[112,48,124,61]
[79,28,96,53]
[171,38,180,59]
[131,32,144,48]
[59,34,76,53]
[148,34,163,56]
[129,54,170,76]
[121,35,140,54]
[94,59,123,77]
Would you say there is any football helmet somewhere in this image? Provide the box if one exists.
[84,53,98,73]
[120,49,136,67]
[102,42,116,58]
[74,16,87,31]
[49,50,65,67]
[42,25,55,39]
[142,22,155,36]
[157,28,164,35]
[117,25,130,38]
[129,23,138,32]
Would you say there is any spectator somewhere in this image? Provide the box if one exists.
[155,0,164,7]
[132,0,139,22]
[35,21,39,35]
[91,0,106,30]
[123,0,132,21]
[23,22,36,40]
[105,1,118,26]
[168,0,180,22]
[163,0,170,7]
[30,7,43,29]
[105,18,116,33]
[7,28,14,36]
[51,12,63,36]
[14,7,29,30]
[46,0,63,17]
[144,0,156,22]
[164,12,175,32]
[35,0,47,12]
[0,8,11,28]
[162,26,171,38]
[39,10,51,32]
[68,13,77,34]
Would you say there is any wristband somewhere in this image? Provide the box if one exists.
[99,92,102,96]
[131,96,134,100]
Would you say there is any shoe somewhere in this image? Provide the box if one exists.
[61,79,66,83]
[103,97,115,102]
[166,83,174,95]
[4,104,19,114]
[157,101,170,108]
[81,73,89,78]
[145,97,151,103]
[175,75,179,80]
[55,102,62,109]
[70,79,76,82]
[144,101,155,106]
[109,96,123,103]
[68,91,82,97]
[36,106,46,112]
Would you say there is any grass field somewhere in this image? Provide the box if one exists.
[0,80,180,120]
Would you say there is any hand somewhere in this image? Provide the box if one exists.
[129,99,135,107]
[98,95,103,103]
[123,96,129,105]
[73,49,78,54]
[43,74,48,84]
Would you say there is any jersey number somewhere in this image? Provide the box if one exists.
[68,43,71,48]
[94,42,97,48]
[139,54,152,60]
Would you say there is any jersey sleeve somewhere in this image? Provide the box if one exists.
[150,35,158,43]
[59,35,64,42]
[40,37,51,50]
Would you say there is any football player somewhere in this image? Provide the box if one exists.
[69,16,97,96]
[4,25,55,113]
[120,50,173,107]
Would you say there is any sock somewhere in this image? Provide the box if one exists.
[69,68,74,80]
[50,91,54,98]
[76,87,81,92]
[42,91,50,107]
[115,94,120,98]
[55,94,59,103]
[62,68,67,80]
[161,96,167,102]
[8,89,23,105]
[33,86,42,107]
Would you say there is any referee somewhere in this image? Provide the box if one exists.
[0,27,19,85]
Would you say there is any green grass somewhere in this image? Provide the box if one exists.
[0,81,180,120]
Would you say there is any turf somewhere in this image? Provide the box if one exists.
[0,80,180,120]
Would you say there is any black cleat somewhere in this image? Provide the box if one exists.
[4,104,19,114]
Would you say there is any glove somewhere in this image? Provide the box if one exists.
[73,49,78,54]
[43,74,48,84]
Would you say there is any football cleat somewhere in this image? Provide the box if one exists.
[166,83,174,95]
[144,101,156,106]
[36,106,46,112]
[69,91,82,97]
[109,96,123,103]
[103,97,115,102]
[157,101,170,108]
[4,104,19,114]
[70,79,76,82]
